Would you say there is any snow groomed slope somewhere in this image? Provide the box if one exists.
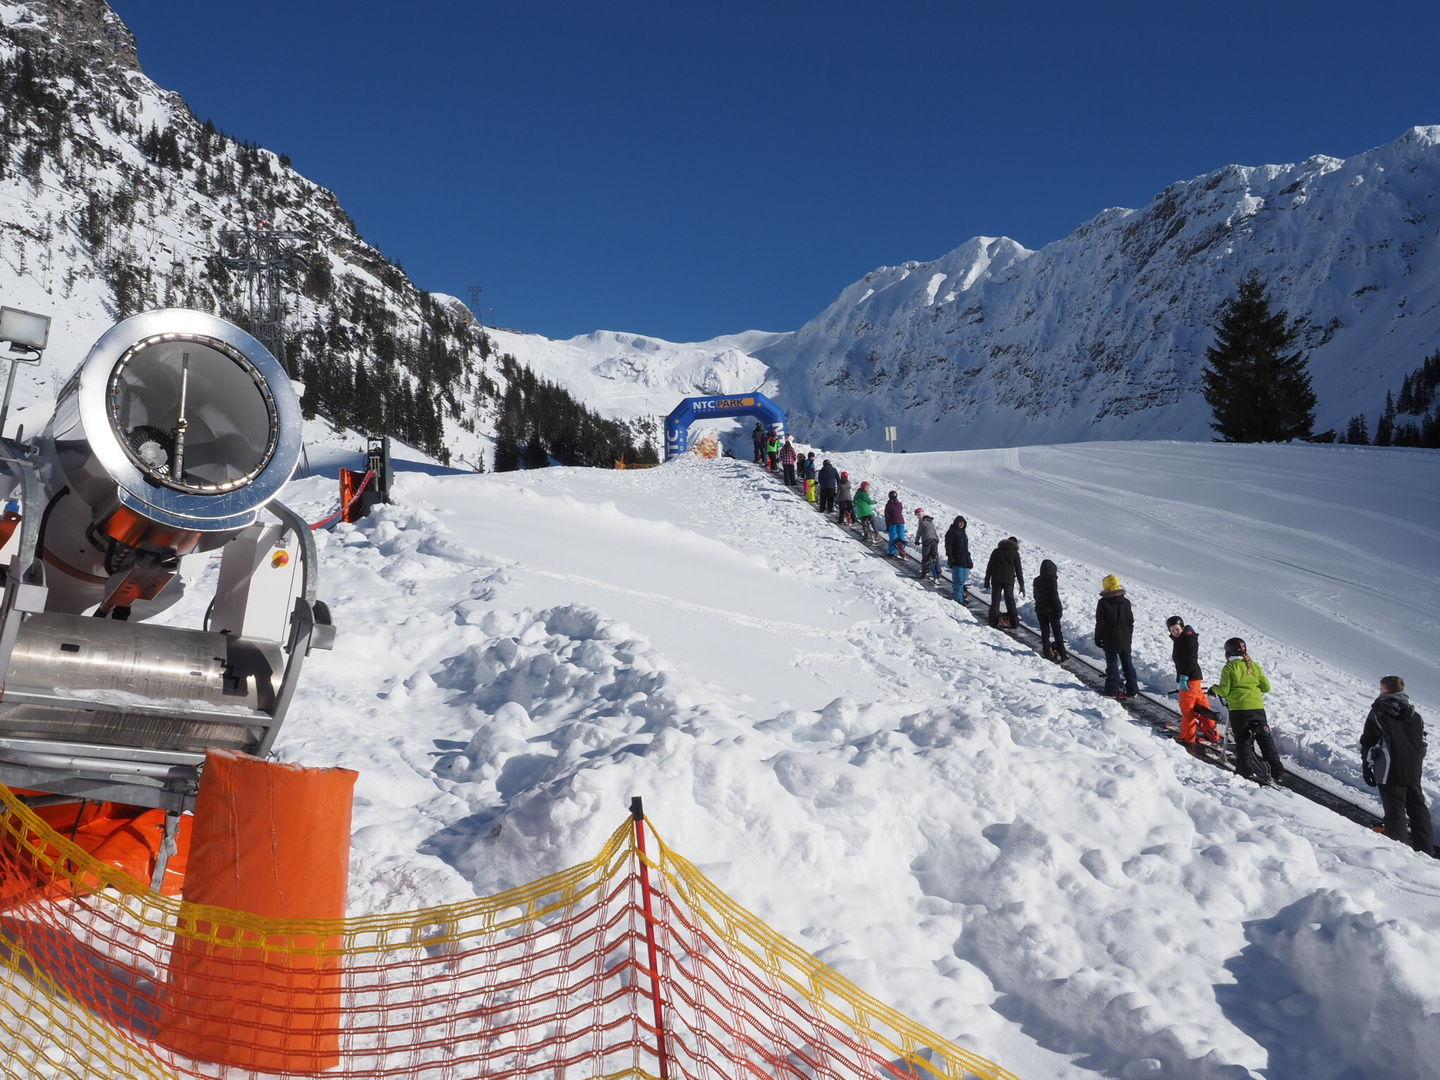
[64,437,1434,1080]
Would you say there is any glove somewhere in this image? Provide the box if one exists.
[1177,677,1191,692]
[1363,762,1376,786]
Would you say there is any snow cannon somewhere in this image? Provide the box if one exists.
[0,309,334,819]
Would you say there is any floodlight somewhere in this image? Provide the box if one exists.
[0,306,51,353]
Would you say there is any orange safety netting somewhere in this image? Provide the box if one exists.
[0,783,1021,1080]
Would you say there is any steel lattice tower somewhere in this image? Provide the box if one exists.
[218,223,309,374]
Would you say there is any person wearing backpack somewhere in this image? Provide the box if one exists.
[1360,675,1435,855]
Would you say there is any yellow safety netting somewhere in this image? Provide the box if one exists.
[0,782,1020,1079]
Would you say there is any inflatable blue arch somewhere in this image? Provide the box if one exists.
[664,393,787,461]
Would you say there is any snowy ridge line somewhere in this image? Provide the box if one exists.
[763,465,1392,838]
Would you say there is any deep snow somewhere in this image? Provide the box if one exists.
[205,436,1440,1080]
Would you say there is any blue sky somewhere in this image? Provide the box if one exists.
[109,1,1439,343]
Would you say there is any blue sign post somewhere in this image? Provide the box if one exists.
[663,393,787,461]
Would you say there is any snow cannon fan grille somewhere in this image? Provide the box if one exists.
[106,332,281,494]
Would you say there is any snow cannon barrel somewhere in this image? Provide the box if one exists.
[34,309,302,616]
[0,308,329,819]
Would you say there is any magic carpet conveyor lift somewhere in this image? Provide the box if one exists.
[0,309,334,824]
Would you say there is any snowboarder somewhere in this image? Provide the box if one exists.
[855,482,879,543]
[1166,616,1217,743]
[1210,637,1283,785]
[802,451,817,482]
[1033,559,1067,661]
[915,509,939,582]
[779,437,798,487]
[766,430,781,472]
[836,472,855,523]
[1360,675,1434,855]
[984,537,1024,628]
[884,491,907,558]
[751,422,766,464]
[1093,574,1137,698]
[944,516,972,602]
[817,459,840,513]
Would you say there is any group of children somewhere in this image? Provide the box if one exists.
[750,444,1432,856]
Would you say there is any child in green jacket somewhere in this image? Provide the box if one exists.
[853,482,879,542]
[1210,637,1284,785]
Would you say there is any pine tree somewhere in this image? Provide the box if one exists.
[1343,414,1369,445]
[523,423,549,469]
[1200,272,1317,442]
[1375,391,1396,447]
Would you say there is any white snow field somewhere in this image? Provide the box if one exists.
[249,438,1440,1080]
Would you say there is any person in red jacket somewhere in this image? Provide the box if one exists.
[779,437,798,487]
[883,491,907,558]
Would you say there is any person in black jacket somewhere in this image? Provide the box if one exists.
[1360,675,1434,855]
[1033,559,1067,662]
[751,422,766,464]
[1166,616,1217,743]
[1094,574,1136,698]
[983,537,1023,628]
[944,516,972,603]
[816,460,840,513]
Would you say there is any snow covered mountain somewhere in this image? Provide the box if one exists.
[755,128,1440,450]
[5,0,1435,462]
[424,129,1440,457]
[0,0,496,464]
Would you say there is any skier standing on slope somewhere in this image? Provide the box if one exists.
[855,482,879,543]
[1033,559,1067,662]
[817,459,840,513]
[944,516,972,602]
[983,537,1024,628]
[766,430,781,472]
[884,491,907,558]
[779,437,798,487]
[752,422,766,464]
[1210,637,1283,785]
[1093,574,1137,699]
[915,509,939,582]
[835,472,855,523]
[1166,616,1217,743]
[1360,675,1435,855]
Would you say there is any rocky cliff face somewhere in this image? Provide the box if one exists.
[757,128,1440,450]
[0,0,490,463]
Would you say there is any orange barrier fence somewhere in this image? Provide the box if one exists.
[0,783,1021,1079]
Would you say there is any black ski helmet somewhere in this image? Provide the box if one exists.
[1224,637,1247,658]
[1166,616,1185,630]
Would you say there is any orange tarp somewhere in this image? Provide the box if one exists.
[156,749,357,1072]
